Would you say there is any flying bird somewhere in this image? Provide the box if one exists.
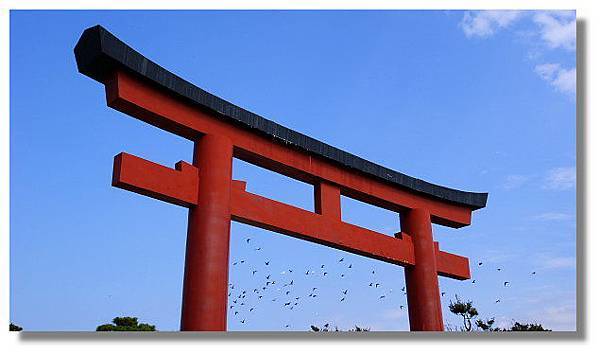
[379,295,386,299]
[249,308,254,312]
[341,274,345,278]
[340,297,345,302]
[497,268,502,271]
[532,271,536,275]
[348,264,352,268]
[342,289,348,294]
[478,262,483,266]
[472,280,476,284]
[321,264,325,268]
[495,299,501,303]
[284,302,291,306]
[255,247,262,251]
[252,270,257,275]
[305,270,310,275]
[339,258,344,262]
[241,319,246,324]
[265,261,270,266]
[441,292,446,296]
[504,282,510,287]
[246,238,251,243]
[375,283,380,288]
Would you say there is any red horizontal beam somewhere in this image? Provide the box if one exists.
[112,152,470,280]
[104,70,473,228]
[230,183,415,267]
[112,152,198,207]
[434,242,470,280]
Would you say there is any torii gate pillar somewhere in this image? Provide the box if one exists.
[181,135,233,331]
[403,209,444,331]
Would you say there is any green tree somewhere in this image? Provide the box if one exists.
[510,322,550,331]
[449,295,479,331]
[10,323,23,331]
[96,317,156,331]
[475,318,500,332]
[448,296,551,332]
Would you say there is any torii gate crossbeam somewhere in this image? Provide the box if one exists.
[74,25,488,332]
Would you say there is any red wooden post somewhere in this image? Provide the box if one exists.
[314,182,341,220]
[180,134,233,331]
[402,208,444,331]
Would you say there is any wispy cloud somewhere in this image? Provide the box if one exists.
[459,10,576,97]
[535,63,576,95]
[535,252,576,270]
[532,11,576,51]
[532,212,573,221]
[543,166,576,190]
[460,10,523,38]
[502,174,530,190]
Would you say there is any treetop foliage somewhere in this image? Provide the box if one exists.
[96,316,156,331]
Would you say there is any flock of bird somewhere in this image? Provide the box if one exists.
[227,237,539,329]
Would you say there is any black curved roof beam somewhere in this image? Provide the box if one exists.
[74,25,488,214]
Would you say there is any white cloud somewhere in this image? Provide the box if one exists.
[502,174,530,190]
[459,10,576,97]
[533,11,576,51]
[460,10,523,38]
[532,212,573,221]
[535,63,576,95]
[543,166,576,190]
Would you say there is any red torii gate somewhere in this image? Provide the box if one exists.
[75,25,488,332]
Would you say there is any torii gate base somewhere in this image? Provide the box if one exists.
[75,25,488,332]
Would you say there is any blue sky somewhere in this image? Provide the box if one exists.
[10,10,576,331]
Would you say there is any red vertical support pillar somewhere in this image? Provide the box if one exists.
[402,208,444,331]
[180,134,233,331]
